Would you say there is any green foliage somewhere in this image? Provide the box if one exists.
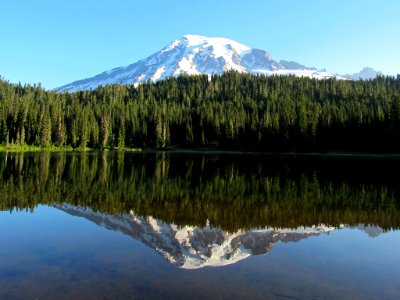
[1,72,400,151]
[0,144,74,152]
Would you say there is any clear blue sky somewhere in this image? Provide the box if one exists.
[1,0,399,89]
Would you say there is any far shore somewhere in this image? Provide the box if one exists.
[1,145,400,158]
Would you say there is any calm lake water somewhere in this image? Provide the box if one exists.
[1,151,400,299]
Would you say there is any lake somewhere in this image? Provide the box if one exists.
[1,151,400,299]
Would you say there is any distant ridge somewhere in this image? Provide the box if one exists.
[343,67,383,80]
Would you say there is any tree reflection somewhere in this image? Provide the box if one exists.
[0,152,399,231]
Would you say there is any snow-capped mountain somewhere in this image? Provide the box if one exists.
[57,35,340,92]
[56,204,335,269]
[344,67,383,80]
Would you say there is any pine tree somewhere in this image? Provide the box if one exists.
[40,109,52,147]
[100,115,110,149]
[118,118,125,149]
[54,116,66,147]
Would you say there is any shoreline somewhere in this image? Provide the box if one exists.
[1,146,400,158]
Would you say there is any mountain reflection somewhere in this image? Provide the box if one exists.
[57,203,337,268]
[56,204,388,268]
[1,151,400,232]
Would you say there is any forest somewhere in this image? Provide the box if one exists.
[1,72,400,152]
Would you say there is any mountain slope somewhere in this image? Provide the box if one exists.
[57,35,339,92]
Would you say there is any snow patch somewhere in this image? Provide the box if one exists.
[162,39,181,52]
[151,66,166,81]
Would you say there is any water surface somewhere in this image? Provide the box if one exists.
[1,152,400,299]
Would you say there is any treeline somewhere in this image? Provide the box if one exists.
[1,152,399,230]
[1,72,400,151]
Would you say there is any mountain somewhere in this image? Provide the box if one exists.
[344,67,383,80]
[56,204,334,269]
[57,35,340,92]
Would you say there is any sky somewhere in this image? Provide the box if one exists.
[0,0,399,89]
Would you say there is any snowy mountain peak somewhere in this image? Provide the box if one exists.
[179,34,251,54]
[57,34,340,92]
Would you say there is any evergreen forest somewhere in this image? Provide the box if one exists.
[1,72,400,152]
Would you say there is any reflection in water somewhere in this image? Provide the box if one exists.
[1,151,400,230]
[1,152,400,299]
[57,204,336,269]
[55,204,389,269]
